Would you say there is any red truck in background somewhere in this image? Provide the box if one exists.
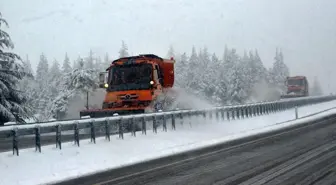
[280,76,309,99]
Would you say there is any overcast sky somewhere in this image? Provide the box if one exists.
[2,0,336,92]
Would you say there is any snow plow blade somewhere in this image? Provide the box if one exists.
[280,94,307,99]
[79,109,146,118]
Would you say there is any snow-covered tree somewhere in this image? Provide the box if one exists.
[174,52,189,91]
[34,53,51,118]
[167,45,175,58]
[225,48,248,104]
[95,56,105,72]
[185,46,199,91]
[62,53,72,74]
[223,45,229,63]
[270,48,289,93]
[118,40,129,58]
[85,49,95,70]
[198,47,215,99]
[72,55,83,69]
[49,59,61,96]
[0,13,31,124]
[63,58,98,110]
[18,55,36,115]
[35,53,49,88]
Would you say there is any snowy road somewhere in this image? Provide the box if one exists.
[0,100,336,185]
[58,112,336,185]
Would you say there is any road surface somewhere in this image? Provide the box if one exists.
[55,115,336,185]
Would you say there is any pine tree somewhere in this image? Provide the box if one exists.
[49,59,61,96]
[167,45,175,58]
[186,46,199,90]
[95,56,104,71]
[73,55,82,69]
[0,13,31,124]
[35,53,49,88]
[63,58,98,110]
[223,45,229,63]
[18,56,36,116]
[62,53,72,73]
[198,47,214,99]
[119,40,129,58]
[271,48,289,93]
[210,52,227,105]
[85,49,95,70]
[22,55,34,77]
[225,48,247,104]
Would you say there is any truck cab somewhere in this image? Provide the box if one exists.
[284,76,309,97]
[96,54,174,115]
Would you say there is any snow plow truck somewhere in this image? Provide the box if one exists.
[79,54,177,118]
[280,76,309,99]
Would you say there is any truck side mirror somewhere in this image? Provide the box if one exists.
[99,72,108,88]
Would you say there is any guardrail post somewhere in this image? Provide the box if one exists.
[248,106,252,117]
[162,113,167,132]
[171,113,176,130]
[56,124,62,150]
[244,106,248,118]
[179,112,184,126]
[12,128,19,156]
[202,110,206,122]
[273,103,276,112]
[74,122,80,147]
[90,120,96,144]
[118,118,124,139]
[251,105,255,117]
[265,104,269,114]
[35,126,41,153]
[247,105,252,117]
[237,107,241,119]
[221,108,225,121]
[227,109,230,121]
[295,106,299,119]
[231,108,235,120]
[105,118,110,141]
[257,105,261,116]
[209,110,212,120]
[152,115,157,133]
[216,108,219,121]
[141,117,146,135]
[188,111,192,127]
[263,104,266,115]
[131,117,136,137]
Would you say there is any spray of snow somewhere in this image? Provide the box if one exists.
[64,86,215,119]
[65,89,105,119]
[168,87,213,110]
[248,79,281,102]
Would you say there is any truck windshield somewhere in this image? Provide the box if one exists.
[287,79,304,86]
[108,63,153,91]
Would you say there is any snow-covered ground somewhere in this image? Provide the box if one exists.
[0,100,336,185]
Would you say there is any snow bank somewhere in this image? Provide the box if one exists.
[0,100,335,185]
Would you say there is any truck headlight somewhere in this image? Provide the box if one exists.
[150,81,154,85]
[104,83,108,88]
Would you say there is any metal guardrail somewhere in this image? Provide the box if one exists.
[1,95,336,156]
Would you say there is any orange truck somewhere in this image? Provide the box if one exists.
[280,76,309,98]
[79,54,176,118]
